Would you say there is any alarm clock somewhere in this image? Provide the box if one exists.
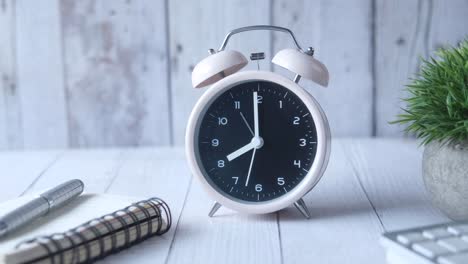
[185,25,330,218]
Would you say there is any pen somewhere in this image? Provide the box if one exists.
[0,179,84,237]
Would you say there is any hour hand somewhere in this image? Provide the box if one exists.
[227,137,263,162]
[227,142,255,162]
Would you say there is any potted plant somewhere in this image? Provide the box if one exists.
[393,39,468,220]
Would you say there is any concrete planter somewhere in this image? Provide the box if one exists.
[423,140,468,220]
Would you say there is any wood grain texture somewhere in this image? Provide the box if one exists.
[280,140,384,264]
[375,0,468,137]
[166,181,281,264]
[0,139,451,263]
[375,0,432,137]
[15,0,69,148]
[0,150,61,201]
[343,139,449,231]
[169,0,272,145]
[61,0,171,147]
[0,1,466,145]
[273,0,373,137]
[0,0,22,150]
[102,148,191,264]
[21,149,125,195]
[428,0,468,52]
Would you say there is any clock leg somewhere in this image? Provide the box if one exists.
[208,202,222,217]
[294,198,311,219]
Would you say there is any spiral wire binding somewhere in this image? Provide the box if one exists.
[16,198,171,264]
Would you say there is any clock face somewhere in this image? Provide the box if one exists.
[196,80,318,202]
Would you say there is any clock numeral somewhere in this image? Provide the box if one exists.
[299,138,306,147]
[257,95,263,104]
[279,100,283,109]
[294,160,301,168]
[255,184,262,192]
[218,117,228,125]
[293,116,300,125]
[277,177,285,186]
[234,101,240,109]
[232,177,239,185]
[211,138,219,147]
[217,160,225,168]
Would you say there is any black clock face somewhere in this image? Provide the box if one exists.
[196,80,318,202]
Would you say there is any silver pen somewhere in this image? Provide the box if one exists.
[0,179,84,237]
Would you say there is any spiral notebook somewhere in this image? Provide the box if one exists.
[0,193,171,264]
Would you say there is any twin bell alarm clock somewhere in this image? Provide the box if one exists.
[185,26,331,218]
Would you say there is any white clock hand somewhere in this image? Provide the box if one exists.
[227,142,255,162]
[227,137,263,162]
[253,91,259,137]
[245,147,256,187]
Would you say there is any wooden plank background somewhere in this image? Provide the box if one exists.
[0,0,466,149]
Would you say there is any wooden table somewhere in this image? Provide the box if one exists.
[0,139,449,264]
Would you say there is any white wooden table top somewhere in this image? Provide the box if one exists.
[0,138,449,264]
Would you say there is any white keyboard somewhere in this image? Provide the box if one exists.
[380,221,468,264]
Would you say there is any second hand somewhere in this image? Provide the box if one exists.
[240,112,254,137]
[245,147,256,186]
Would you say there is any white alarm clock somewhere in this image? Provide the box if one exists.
[185,26,331,218]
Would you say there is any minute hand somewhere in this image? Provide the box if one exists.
[253,91,259,137]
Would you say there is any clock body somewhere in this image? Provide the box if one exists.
[186,71,330,214]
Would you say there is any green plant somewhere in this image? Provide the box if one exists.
[393,39,468,145]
